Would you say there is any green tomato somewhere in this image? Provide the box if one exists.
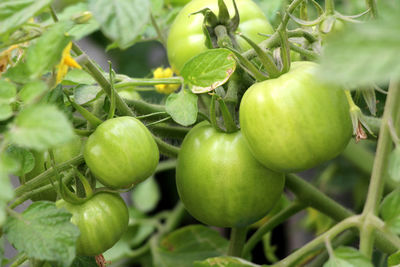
[176,122,285,228]
[56,192,128,256]
[25,136,83,201]
[239,61,352,172]
[84,116,159,189]
[167,0,273,73]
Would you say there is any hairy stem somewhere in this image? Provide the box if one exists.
[360,80,400,257]
[228,227,248,257]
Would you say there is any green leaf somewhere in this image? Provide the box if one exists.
[0,103,13,121]
[151,225,229,267]
[388,250,400,266]
[70,256,97,267]
[0,0,52,35]
[319,2,400,86]
[7,104,75,151]
[165,89,198,126]
[388,147,400,183]
[56,2,100,40]
[255,0,286,22]
[0,80,16,101]
[181,49,236,94]
[63,69,96,85]
[4,202,80,266]
[5,21,72,82]
[88,0,151,49]
[73,85,102,105]
[18,80,48,103]
[0,168,14,227]
[5,145,34,176]
[323,247,374,267]
[380,190,400,234]
[194,256,260,267]
[131,176,160,213]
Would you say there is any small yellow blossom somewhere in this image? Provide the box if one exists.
[56,42,81,84]
[153,67,180,94]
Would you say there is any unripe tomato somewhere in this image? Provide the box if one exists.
[176,122,285,228]
[167,0,273,73]
[25,136,82,201]
[84,116,159,189]
[56,192,128,256]
[239,61,352,172]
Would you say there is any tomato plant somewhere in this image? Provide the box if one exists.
[176,121,284,227]
[1,0,400,267]
[84,116,159,189]
[167,0,274,73]
[240,61,352,172]
[56,192,129,256]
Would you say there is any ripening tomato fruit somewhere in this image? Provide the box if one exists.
[176,121,285,228]
[239,61,352,172]
[84,116,159,189]
[56,192,128,256]
[167,0,273,73]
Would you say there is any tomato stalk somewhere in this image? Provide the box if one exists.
[14,154,84,197]
[359,79,400,258]
[273,216,360,267]
[217,97,238,133]
[66,95,103,128]
[228,227,247,257]
[8,253,28,267]
[9,170,75,209]
[243,201,306,257]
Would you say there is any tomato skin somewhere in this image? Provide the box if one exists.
[84,116,159,189]
[56,192,129,256]
[167,0,273,73]
[239,61,352,172]
[25,136,82,201]
[176,122,285,228]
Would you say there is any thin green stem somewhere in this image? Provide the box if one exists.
[242,0,307,60]
[147,124,189,139]
[243,201,306,257]
[286,174,353,221]
[9,171,75,209]
[228,227,248,257]
[14,154,84,197]
[114,77,182,89]
[366,0,377,18]
[162,201,186,235]
[273,216,360,267]
[360,80,400,257]
[71,43,134,117]
[289,42,318,60]
[150,13,166,46]
[152,135,180,158]
[325,0,335,15]
[9,253,28,267]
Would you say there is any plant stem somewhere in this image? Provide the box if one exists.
[71,43,134,117]
[289,42,318,60]
[148,124,189,139]
[243,202,306,257]
[286,174,353,221]
[162,201,186,235]
[152,134,180,158]
[9,253,28,267]
[9,171,75,209]
[242,0,307,60]
[228,227,248,257]
[273,216,360,267]
[360,80,400,257]
[366,0,378,18]
[14,154,84,197]
[114,77,182,89]
[150,13,166,46]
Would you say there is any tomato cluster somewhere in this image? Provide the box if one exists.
[169,0,352,228]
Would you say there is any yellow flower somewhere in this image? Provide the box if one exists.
[153,67,180,94]
[56,42,81,84]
